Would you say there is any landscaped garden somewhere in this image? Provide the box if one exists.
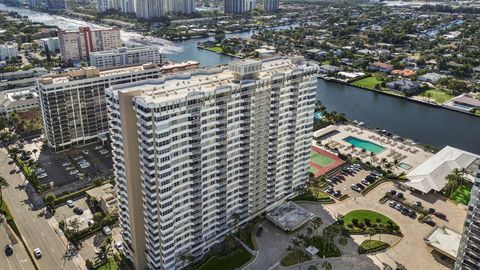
[358,240,390,254]
[196,247,252,270]
[311,236,341,258]
[291,187,334,203]
[281,249,311,266]
[449,183,472,205]
[95,258,119,270]
[341,210,401,235]
[351,76,382,90]
[419,88,454,104]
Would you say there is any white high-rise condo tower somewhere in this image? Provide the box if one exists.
[106,56,318,269]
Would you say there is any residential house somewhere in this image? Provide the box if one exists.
[370,61,394,72]
[386,79,420,94]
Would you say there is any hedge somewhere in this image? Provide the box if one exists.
[15,157,41,191]
[1,201,20,237]
[65,215,118,242]
[53,187,91,206]
[384,193,428,215]
[361,178,388,195]
[358,240,390,254]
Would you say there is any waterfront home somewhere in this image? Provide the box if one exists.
[319,65,339,75]
[444,94,480,111]
[386,79,421,94]
[418,72,447,84]
[370,61,394,72]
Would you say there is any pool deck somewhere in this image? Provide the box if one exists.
[313,124,434,174]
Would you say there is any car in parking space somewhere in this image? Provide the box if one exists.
[95,145,104,150]
[361,179,371,186]
[115,242,123,251]
[100,149,109,155]
[73,207,84,215]
[389,190,397,196]
[394,192,404,199]
[333,190,341,197]
[356,183,365,190]
[88,220,94,226]
[8,160,14,165]
[424,218,436,227]
[365,175,377,182]
[62,161,71,167]
[325,187,334,194]
[408,210,417,218]
[37,173,48,179]
[80,163,91,169]
[34,168,46,175]
[82,150,89,155]
[335,173,345,180]
[5,244,13,256]
[73,155,83,161]
[389,201,397,208]
[9,169,16,174]
[66,200,74,208]
[433,212,447,220]
[33,248,42,258]
[427,208,436,214]
[69,170,79,175]
[351,184,362,192]
[395,204,403,211]
[372,171,383,177]
[256,227,263,237]
[65,166,75,171]
[326,179,334,185]
[102,226,112,236]
[401,208,409,216]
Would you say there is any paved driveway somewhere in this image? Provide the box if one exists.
[0,222,35,270]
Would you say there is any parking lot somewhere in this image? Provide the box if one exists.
[323,164,382,199]
[54,197,93,231]
[36,143,113,192]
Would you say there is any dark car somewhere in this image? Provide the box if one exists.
[5,244,13,256]
[335,174,345,180]
[395,192,404,199]
[433,212,447,220]
[401,208,409,216]
[414,201,422,207]
[356,183,365,190]
[389,190,397,196]
[361,179,370,186]
[9,169,16,174]
[256,227,263,237]
[427,208,436,214]
[365,175,376,181]
[424,218,436,227]
[325,187,334,194]
[333,190,342,197]
[73,207,84,215]
[8,160,14,165]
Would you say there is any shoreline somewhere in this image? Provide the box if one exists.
[196,44,244,59]
[320,76,480,118]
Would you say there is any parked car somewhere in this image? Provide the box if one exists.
[333,190,341,197]
[394,192,404,199]
[88,220,94,226]
[34,168,46,175]
[401,208,410,216]
[73,207,84,215]
[326,179,333,185]
[389,190,397,195]
[115,242,123,251]
[8,160,14,165]
[37,173,48,179]
[33,248,42,258]
[415,201,422,207]
[80,164,91,169]
[356,183,365,190]
[100,149,109,155]
[62,162,71,167]
[361,179,370,186]
[395,204,403,211]
[427,208,436,214]
[351,184,362,192]
[408,210,417,218]
[433,212,447,220]
[335,174,345,180]
[372,171,383,177]
[256,227,263,237]
[69,170,79,175]
[95,145,104,150]
[65,166,75,171]
[102,226,112,236]
[389,201,397,208]
[365,175,376,181]
[73,155,83,161]
[66,200,74,208]
[82,150,89,155]
[325,187,334,194]
[5,244,13,256]
[424,219,436,227]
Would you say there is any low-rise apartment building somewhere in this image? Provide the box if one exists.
[90,46,161,69]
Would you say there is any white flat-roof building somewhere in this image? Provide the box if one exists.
[406,146,479,193]
[0,88,39,115]
[424,226,461,260]
[38,37,59,53]
[90,46,161,69]
[0,42,18,61]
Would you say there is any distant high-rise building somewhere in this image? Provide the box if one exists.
[90,46,161,69]
[168,0,195,14]
[455,164,480,270]
[58,27,123,64]
[0,42,19,61]
[46,0,66,10]
[106,57,317,270]
[135,0,168,19]
[97,0,135,14]
[264,0,279,12]
[224,0,256,14]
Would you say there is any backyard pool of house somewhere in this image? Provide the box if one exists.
[343,136,385,154]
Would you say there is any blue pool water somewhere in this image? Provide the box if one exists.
[343,136,385,154]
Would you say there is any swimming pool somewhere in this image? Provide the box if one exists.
[343,136,385,154]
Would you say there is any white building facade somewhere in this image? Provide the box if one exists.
[0,42,19,61]
[106,57,317,270]
[39,37,60,53]
[90,46,161,69]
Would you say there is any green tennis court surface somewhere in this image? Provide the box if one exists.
[311,152,335,167]
[309,167,318,174]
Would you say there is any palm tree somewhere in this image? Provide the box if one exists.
[312,216,323,237]
[290,238,302,264]
[69,218,80,235]
[0,177,9,206]
[95,236,112,267]
[392,158,400,171]
[322,261,332,270]
[369,152,376,164]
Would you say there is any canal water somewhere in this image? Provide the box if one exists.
[1,4,479,153]
[317,79,480,154]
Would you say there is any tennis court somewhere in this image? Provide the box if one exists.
[310,147,345,177]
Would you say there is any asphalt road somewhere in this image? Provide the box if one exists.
[0,223,35,270]
[0,148,82,270]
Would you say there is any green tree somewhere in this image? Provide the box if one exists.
[44,193,56,207]
[0,177,8,205]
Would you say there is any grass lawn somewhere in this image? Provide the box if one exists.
[351,77,382,90]
[311,152,335,167]
[419,88,454,104]
[197,248,252,270]
[95,258,119,270]
[0,200,20,236]
[342,210,399,233]
[450,184,472,205]
[292,187,332,202]
[312,237,341,257]
[358,240,390,254]
[206,46,223,53]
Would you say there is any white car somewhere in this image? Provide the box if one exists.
[69,170,79,175]
[33,248,42,258]
[65,166,75,171]
[78,159,88,164]
[73,156,83,161]
[100,149,109,155]
[34,168,46,174]
[62,162,71,167]
[37,173,48,179]
[82,150,89,155]
[66,200,74,208]
[94,145,103,150]
[115,242,123,250]
[80,164,90,169]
